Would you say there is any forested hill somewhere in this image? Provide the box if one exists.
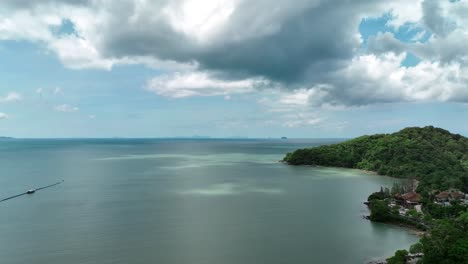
[283,126,468,192]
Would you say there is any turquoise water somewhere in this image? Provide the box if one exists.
[0,139,418,264]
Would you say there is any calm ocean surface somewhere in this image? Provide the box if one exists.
[0,139,418,264]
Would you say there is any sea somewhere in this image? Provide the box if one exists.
[0,138,418,264]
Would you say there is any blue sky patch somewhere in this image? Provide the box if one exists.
[53,19,77,36]
[401,53,422,67]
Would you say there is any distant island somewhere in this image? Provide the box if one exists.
[0,136,14,139]
[283,126,468,264]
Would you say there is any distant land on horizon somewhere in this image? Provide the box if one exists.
[0,136,351,140]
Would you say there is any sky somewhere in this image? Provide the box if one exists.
[0,0,468,138]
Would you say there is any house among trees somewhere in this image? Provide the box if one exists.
[396,191,421,208]
[435,189,467,205]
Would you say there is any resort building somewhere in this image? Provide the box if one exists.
[435,189,467,205]
[397,191,422,208]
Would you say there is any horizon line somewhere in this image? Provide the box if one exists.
[0,136,351,140]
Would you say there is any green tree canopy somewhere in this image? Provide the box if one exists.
[420,211,468,264]
[386,249,408,264]
[369,200,391,222]
[284,126,468,192]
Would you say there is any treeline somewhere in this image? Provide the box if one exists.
[284,126,468,192]
[385,211,468,264]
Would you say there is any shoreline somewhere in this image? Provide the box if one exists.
[362,215,426,237]
[283,161,424,262]
[281,162,383,176]
[284,162,424,235]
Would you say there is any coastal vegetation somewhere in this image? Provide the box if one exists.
[283,126,468,192]
[284,126,468,263]
[386,249,409,264]
[369,200,391,222]
[367,197,427,231]
[366,185,467,263]
[420,211,468,264]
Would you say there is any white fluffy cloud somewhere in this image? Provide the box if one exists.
[281,52,468,107]
[257,89,325,128]
[1,0,468,106]
[281,115,323,128]
[278,86,332,107]
[338,53,468,103]
[369,0,468,65]
[53,87,63,95]
[55,104,79,112]
[383,0,424,28]
[0,92,23,102]
[0,113,8,119]
[146,71,269,98]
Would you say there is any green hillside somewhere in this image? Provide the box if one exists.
[284,126,468,192]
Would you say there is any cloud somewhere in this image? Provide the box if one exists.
[410,30,427,42]
[278,87,332,107]
[257,89,326,128]
[383,0,424,28]
[282,115,323,128]
[366,1,468,65]
[0,92,22,102]
[49,35,115,70]
[0,0,396,77]
[297,52,468,106]
[53,87,63,95]
[54,104,79,112]
[256,50,468,112]
[422,0,456,37]
[146,71,269,98]
[0,113,8,119]
[1,0,91,9]
[1,0,468,106]
[367,32,407,55]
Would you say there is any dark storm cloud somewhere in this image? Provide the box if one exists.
[96,0,383,83]
[0,0,397,84]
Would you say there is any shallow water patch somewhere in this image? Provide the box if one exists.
[177,183,285,196]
